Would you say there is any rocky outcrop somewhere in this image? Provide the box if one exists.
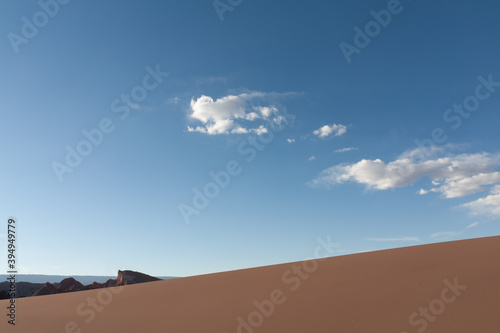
[57,277,86,292]
[88,282,105,289]
[32,277,86,296]
[0,282,45,298]
[30,270,160,297]
[32,282,57,296]
[0,290,9,300]
[104,278,117,287]
[115,270,160,286]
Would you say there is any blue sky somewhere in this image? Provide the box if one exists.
[1,0,499,277]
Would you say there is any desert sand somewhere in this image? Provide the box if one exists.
[2,236,499,332]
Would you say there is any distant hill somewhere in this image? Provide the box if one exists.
[1,270,171,298]
[0,274,176,285]
[0,275,116,285]
[0,282,45,298]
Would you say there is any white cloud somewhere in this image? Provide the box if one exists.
[309,146,500,218]
[334,147,357,153]
[463,193,500,217]
[466,222,479,228]
[168,97,180,104]
[287,138,295,143]
[430,231,462,239]
[253,125,268,135]
[491,185,500,194]
[430,172,500,198]
[245,112,260,121]
[309,156,316,161]
[367,237,421,242]
[309,149,500,191]
[357,249,376,253]
[253,106,278,118]
[313,124,347,138]
[187,92,294,135]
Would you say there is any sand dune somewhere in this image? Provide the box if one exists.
[2,236,499,332]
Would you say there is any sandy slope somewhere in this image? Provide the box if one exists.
[2,236,499,332]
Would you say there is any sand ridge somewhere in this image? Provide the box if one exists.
[1,236,499,332]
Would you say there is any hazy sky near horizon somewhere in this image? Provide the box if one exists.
[1,0,500,277]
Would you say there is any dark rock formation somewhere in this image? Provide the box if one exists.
[104,278,117,287]
[0,290,9,300]
[32,277,86,296]
[0,282,45,298]
[88,282,105,289]
[115,270,160,286]
[29,270,160,297]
